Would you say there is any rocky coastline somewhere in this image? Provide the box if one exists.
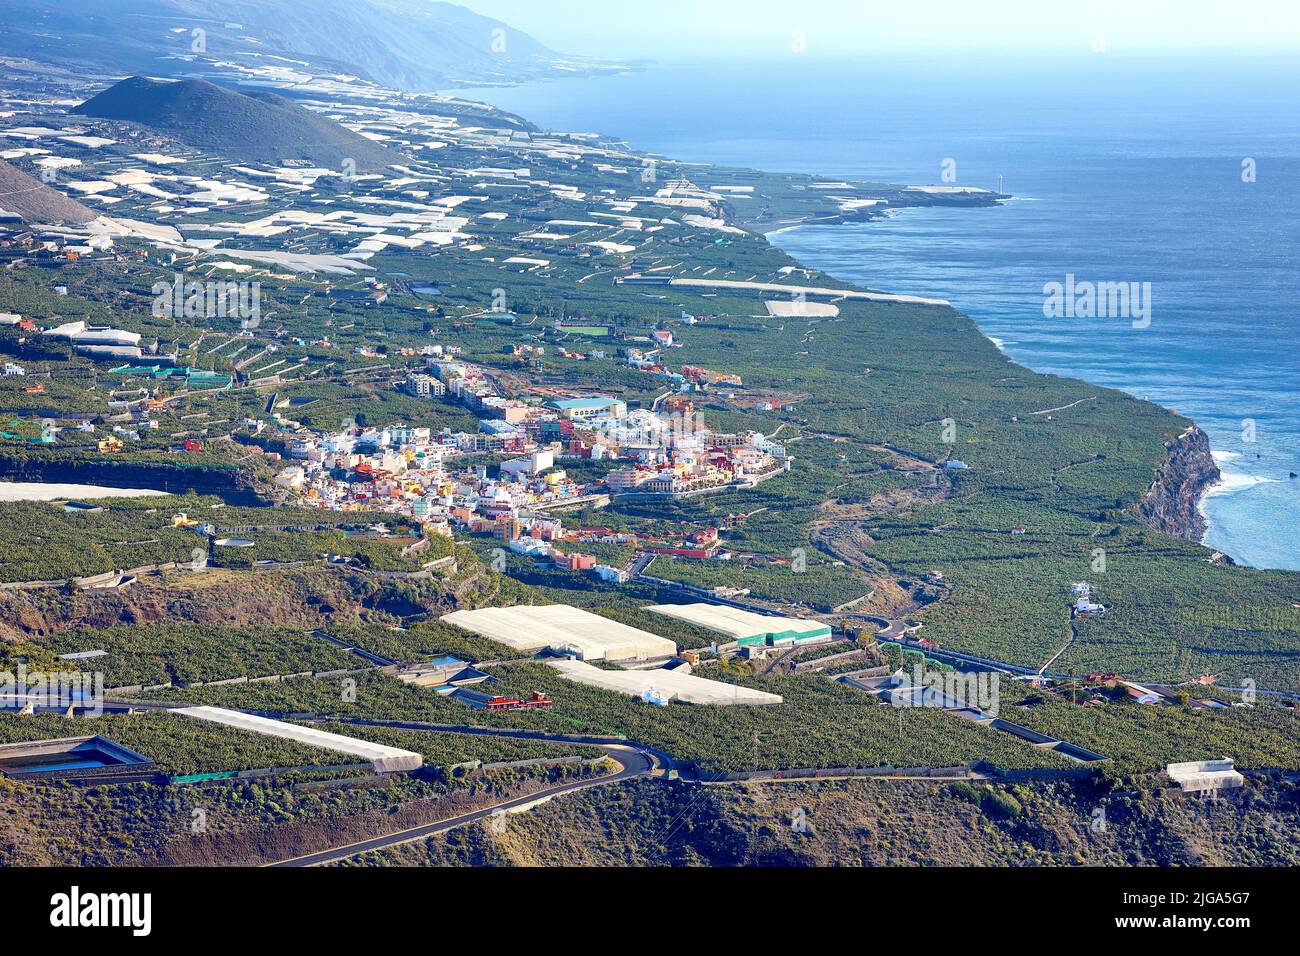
[1139,425,1222,542]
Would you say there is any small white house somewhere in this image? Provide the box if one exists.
[1074,597,1106,615]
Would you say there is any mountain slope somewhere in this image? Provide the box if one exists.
[353,778,1300,868]
[0,160,98,225]
[0,0,617,92]
[73,77,400,170]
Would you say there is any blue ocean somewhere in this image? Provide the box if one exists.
[454,56,1300,570]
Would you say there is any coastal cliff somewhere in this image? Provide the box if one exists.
[1139,426,1221,541]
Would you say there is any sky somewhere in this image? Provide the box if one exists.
[457,0,1300,60]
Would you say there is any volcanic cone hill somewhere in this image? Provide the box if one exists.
[73,77,400,170]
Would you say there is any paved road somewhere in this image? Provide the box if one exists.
[878,635,1040,677]
[266,744,655,867]
[1038,625,1077,675]
[872,618,917,640]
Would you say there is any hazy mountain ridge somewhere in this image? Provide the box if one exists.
[0,0,623,91]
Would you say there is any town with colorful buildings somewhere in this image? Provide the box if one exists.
[262,348,790,583]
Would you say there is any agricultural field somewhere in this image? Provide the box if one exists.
[997,683,1300,776]
[0,493,425,583]
[31,624,358,688]
[0,710,603,778]
[0,496,202,582]
[646,553,869,613]
[0,711,337,776]
[142,665,1069,775]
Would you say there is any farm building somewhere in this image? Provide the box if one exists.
[174,706,422,773]
[548,659,783,706]
[1166,759,1245,796]
[441,604,677,661]
[646,603,833,648]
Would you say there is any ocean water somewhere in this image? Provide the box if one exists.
[453,56,1300,570]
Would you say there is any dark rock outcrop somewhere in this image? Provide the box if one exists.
[1139,426,1220,540]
